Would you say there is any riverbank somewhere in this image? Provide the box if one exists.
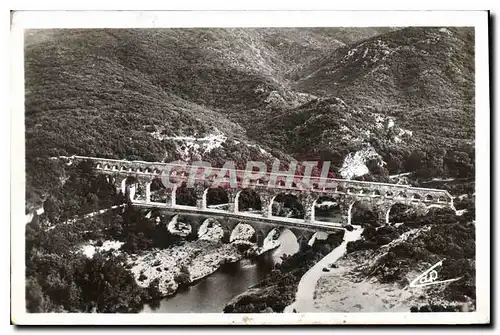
[311,223,476,313]
[312,251,418,312]
[141,229,299,313]
[71,222,285,313]
[127,239,247,297]
[224,230,345,313]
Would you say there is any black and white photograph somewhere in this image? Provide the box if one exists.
[10,10,490,325]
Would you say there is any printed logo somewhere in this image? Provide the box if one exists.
[409,259,462,288]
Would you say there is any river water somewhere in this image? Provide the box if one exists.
[141,229,300,313]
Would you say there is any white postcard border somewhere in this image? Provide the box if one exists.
[10,10,490,325]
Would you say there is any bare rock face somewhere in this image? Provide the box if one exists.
[339,146,384,180]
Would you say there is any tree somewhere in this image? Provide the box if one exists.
[444,150,474,178]
[74,252,146,312]
[43,196,60,224]
[26,278,50,313]
[426,147,446,176]
[86,193,99,211]
[174,265,191,287]
[385,154,403,174]
[108,213,124,238]
[405,149,427,173]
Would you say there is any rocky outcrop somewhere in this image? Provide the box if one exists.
[79,240,124,258]
[128,239,243,297]
[339,146,385,180]
[167,215,192,237]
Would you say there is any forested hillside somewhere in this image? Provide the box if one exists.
[25,27,474,213]
[265,27,475,178]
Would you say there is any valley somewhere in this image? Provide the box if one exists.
[24,27,476,314]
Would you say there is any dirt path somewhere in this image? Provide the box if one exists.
[284,227,364,313]
[45,204,126,231]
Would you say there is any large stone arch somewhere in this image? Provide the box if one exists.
[387,202,414,225]
[166,214,192,237]
[313,194,342,224]
[198,218,224,240]
[219,219,240,243]
[250,225,279,247]
[234,188,262,213]
[149,177,168,203]
[270,192,305,219]
[195,217,239,242]
[121,176,139,201]
[108,175,126,197]
[285,227,316,250]
[175,182,198,207]
[119,177,127,196]
[348,200,378,226]
[229,222,256,243]
[261,227,299,258]
[204,187,230,211]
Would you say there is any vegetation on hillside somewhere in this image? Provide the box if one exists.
[25,166,179,312]
[296,27,474,112]
[25,27,475,211]
[25,208,164,312]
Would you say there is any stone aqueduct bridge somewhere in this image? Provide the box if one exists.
[69,156,454,230]
[140,205,346,247]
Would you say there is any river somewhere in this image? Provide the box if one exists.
[141,229,300,313]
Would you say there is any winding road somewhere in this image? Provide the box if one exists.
[284,227,364,313]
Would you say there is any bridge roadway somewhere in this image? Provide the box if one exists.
[132,201,348,232]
